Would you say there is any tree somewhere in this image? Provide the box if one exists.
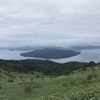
[88,61,95,67]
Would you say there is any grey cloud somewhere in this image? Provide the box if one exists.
[0,0,100,47]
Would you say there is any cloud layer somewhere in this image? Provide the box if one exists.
[0,0,100,47]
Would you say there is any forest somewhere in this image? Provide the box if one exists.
[0,59,96,75]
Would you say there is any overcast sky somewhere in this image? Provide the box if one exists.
[0,0,100,47]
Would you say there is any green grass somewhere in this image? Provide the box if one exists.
[0,66,100,100]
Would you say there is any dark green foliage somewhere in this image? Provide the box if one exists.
[93,74,99,79]
[69,80,76,86]
[88,61,96,67]
[81,61,96,71]
[81,78,88,85]
[0,59,87,75]
[0,84,2,89]
[8,78,14,82]
[87,74,93,81]
[24,86,33,95]
[36,74,40,79]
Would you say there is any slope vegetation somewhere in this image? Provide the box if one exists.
[0,60,100,100]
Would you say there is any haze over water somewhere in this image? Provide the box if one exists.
[0,49,100,63]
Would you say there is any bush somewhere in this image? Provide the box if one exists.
[93,74,99,79]
[0,85,2,89]
[8,78,14,82]
[70,86,100,100]
[24,86,33,95]
[69,80,76,86]
[87,74,93,81]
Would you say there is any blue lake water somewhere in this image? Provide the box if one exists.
[0,49,100,63]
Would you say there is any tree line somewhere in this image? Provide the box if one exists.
[0,59,97,76]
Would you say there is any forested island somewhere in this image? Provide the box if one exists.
[20,48,80,59]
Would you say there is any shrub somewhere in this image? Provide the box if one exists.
[8,78,14,82]
[24,86,33,95]
[63,83,68,87]
[0,85,2,89]
[0,69,1,72]
[93,74,99,79]
[81,78,88,85]
[36,74,40,79]
[69,80,76,86]
[70,86,100,100]
[31,77,33,82]
[87,74,93,81]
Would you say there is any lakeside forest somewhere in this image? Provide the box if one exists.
[0,59,100,100]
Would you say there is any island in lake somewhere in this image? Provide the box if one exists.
[20,48,80,59]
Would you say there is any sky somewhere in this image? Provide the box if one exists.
[0,0,100,47]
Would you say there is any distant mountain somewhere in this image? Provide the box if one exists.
[1,45,100,51]
[69,45,100,51]
[8,45,68,51]
[20,48,80,59]
[0,47,12,50]
[8,45,39,51]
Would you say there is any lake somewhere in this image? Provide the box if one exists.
[0,49,100,63]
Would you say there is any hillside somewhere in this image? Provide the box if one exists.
[0,59,87,75]
[0,60,100,100]
[20,48,80,59]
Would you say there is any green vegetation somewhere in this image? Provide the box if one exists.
[0,59,100,100]
[20,48,80,59]
[0,59,87,75]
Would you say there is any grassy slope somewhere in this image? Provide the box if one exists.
[0,65,100,100]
